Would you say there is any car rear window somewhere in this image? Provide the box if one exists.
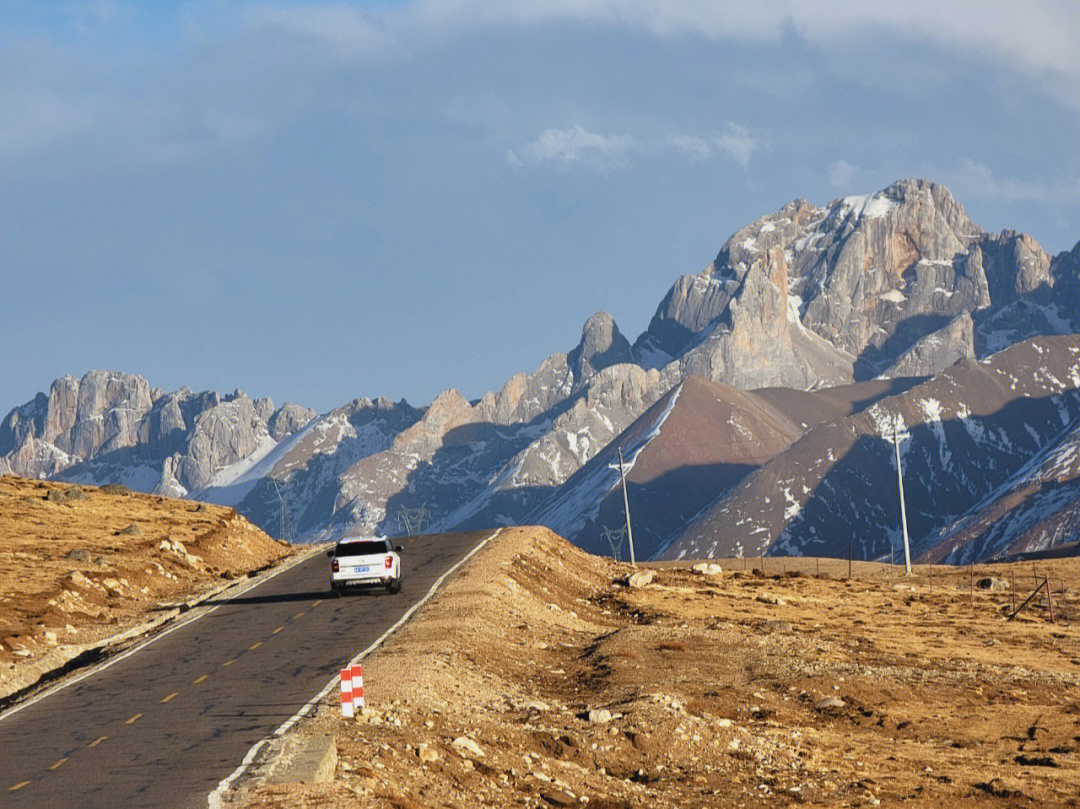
[336,541,388,558]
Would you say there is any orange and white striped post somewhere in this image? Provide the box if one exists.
[351,664,366,710]
[340,667,355,718]
[340,664,366,718]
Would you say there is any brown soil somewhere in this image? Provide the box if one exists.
[0,475,294,700]
[231,527,1080,808]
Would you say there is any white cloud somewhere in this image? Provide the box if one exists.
[938,159,1080,202]
[250,2,1080,84]
[508,125,635,170]
[443,1,1080,79]
[667,133,712,162]
[246,4,399,59]
[713,122,759,168]
[668,123,760,167]
[827,159,859,191]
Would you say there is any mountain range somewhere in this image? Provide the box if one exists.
[5,178,1080,563]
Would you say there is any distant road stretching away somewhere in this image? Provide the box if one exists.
[0,530,495,809]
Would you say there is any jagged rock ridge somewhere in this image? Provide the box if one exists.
[2,178,1079,561]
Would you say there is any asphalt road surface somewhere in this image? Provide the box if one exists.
[0,529,495,809]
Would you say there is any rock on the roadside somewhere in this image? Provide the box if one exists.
[756,592,786,606]
[815,696,845,710]
[588,708,613,724]
[416,743,440,763]
[692,562,723,576]
[452,737,485,758]
[628,569,656,589]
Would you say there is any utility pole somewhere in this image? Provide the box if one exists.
[889,418,912,576]
[617,446,637,567]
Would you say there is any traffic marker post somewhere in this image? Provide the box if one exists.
[351,664,366,710]
[341,664,366,718]
[340,668,354,718]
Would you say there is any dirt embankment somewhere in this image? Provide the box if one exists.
[233,526,1080,808]
[0,475,294,701]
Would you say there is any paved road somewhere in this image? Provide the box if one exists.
[0,530,495,809]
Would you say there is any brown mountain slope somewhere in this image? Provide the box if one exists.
[0,476,293,702]
[531,374,923,560]
[670,335,1080,562]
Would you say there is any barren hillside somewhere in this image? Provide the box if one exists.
[0,476,293,702]
[231,527,1080,808]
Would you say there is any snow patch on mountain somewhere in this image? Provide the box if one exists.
[533,384,683,541]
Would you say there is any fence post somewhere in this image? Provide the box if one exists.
[1045,577,1055,624]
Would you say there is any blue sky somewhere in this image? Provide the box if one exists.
[3,1,1080,416]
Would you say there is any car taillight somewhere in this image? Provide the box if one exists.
[384,556,393,569]
[332,559,339,572]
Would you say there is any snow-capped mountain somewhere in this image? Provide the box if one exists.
[4,178,1080,563]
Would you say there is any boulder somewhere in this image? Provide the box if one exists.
[451,737,485,758]
[627,569,656,589]
[691,562,723,576]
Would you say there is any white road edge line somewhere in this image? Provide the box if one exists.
[206,527,504,809]
[0,545,327,726]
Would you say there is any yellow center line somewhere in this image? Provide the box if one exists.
[161,692,179,703]
[248,642,263,651]
[222,658,237,667]
[88,736,108,748]
[272,626,285,634]
[9,780,31,791]
[192,674,209,684]
[48,758,68,770]
[292,611,306,620]
[124,713,143,725]
[311,599,323,607]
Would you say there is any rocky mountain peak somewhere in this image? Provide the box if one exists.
[568,311,633,383]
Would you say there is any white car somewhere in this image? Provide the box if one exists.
[328,537,403,595]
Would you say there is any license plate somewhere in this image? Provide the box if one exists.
[351,566,370,574]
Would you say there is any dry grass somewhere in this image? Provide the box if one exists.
[0,475,293,700]
[656,640,687,652]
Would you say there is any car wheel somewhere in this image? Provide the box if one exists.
[387,578,402,594]
[331,583,341,598]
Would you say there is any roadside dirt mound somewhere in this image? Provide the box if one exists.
[232,527,1080,808]
[0,475,293,701]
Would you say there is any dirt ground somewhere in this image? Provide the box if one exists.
[231,526,1080,808]
[0,475,293,702]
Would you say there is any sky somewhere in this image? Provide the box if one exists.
[3,1,1080,417]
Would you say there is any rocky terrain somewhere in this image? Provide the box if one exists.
[228,526,1080,808]
[0,475,294,703]
[3,179,1080,563]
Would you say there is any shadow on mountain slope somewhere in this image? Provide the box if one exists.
[676,383,1080,564]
